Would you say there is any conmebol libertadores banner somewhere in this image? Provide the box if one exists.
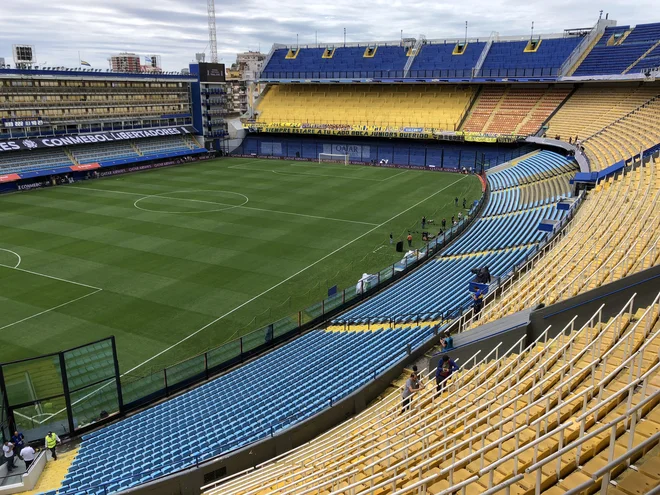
[0,126,195,152]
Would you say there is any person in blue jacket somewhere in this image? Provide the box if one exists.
[435,355,459,393]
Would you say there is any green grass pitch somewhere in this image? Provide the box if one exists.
[0,157,482,375]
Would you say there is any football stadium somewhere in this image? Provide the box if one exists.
[0,11,659,495]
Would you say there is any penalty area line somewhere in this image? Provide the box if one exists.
[0,263,103,291]
[0,289,102,332]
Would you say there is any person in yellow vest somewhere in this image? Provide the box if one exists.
[45,431,61,461]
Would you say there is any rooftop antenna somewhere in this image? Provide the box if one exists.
[344,28,346,47]
[207,0,219,63]
[530,21,534,40]
[465,21,468,44]
[599,9,603,19]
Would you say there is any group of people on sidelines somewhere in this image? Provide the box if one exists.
[2,430,62,473]
[401,330,459,413]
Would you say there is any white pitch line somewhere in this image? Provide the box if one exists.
[66,186,379,227]
[40,174,468,420]
[227,158,273,170]
[381,170,409,182]
[0,289,102,332]
[121,174,468,376]
[0,263,103,291]
[0,248,21,268]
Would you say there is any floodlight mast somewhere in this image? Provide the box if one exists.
[208,0,219,63]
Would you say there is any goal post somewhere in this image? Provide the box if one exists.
[319,153,349,165]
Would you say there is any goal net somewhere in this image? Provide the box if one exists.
[319,153,349,165]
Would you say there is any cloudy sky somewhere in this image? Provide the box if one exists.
[0,0,656,70]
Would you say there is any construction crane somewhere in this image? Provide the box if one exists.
[207,0,219,63]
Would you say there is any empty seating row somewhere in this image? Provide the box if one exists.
[545,84,659,144]
[487,150,575,190]
[205,293,660,495]
[479,156,660,324]
[0,136,203,174]
[59,326,434,494]
[583,97,660,170]
[481,38,581,77]
[135,136,198,156]
[461,86,571,136]
[73,143,139,164]
[261,36,583,80]
[255,84,474,131]
[575,23,660,76]
[0,148,74,173]
[443,204,565,256]
[333,247,535,324]
[482,173,573,216]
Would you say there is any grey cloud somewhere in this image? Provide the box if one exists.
[0,0,656,70]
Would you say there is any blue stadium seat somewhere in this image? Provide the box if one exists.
[262,46,408,79]
[61,326,435,493]
[334,150,577,323]
[481,38,581,78]
[53,148,577,494]
[574,23,660,76]
[261,36,581,80]
[408,42,485,79]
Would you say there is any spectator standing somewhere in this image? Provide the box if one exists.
[407,233,413,247]
[45,432,61,461]
[2,441,15,471]
[20,445,36,471]
[472,289,484,319]
[441,218,446,229]
[11,431,24,459]
[451,215,455,225]
[463,198,467,209]
[401,368,422,414]
[435,355,459,393]
[422,216,426,229]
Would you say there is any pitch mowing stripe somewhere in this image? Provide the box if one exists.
[0,288,102,332]
[63,186,380,226]
[120,174,469,376]
[37,173,470,424]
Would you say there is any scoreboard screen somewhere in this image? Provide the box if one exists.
[13,45,35,63]
[199,62,226,83]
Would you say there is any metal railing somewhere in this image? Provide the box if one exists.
[402,35,426,79]
[304,293,649,495]
[489,152,657,319]
[472,31,498,78]
[455,190,585,332]
[558,20,600,77]
[208,291,646,495]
